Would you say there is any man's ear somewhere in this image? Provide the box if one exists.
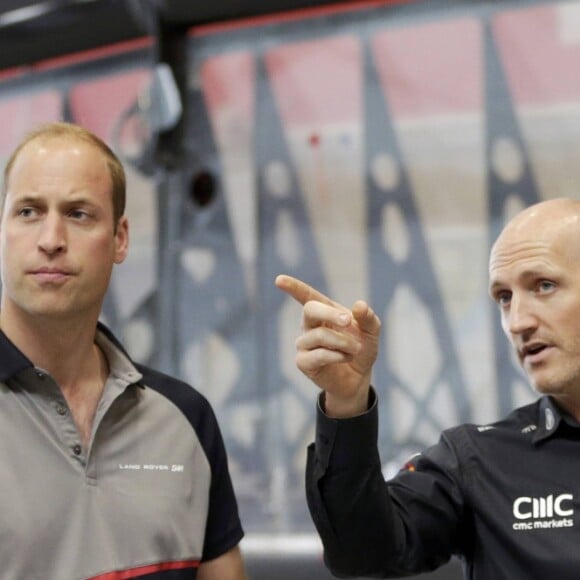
[114,216,129,265]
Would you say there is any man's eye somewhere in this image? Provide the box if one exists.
[18,207,36,218]
[69,210,89,220]
[538,281,555,293]
[496,292,511,307]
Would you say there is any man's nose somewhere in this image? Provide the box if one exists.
[505,294,538,336]
[38,214,66,255]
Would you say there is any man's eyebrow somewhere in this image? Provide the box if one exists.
[488,267,559,295]
[9,194,44,204]
[488,280,503,297]
[60,196,98,206]
[11,194,96,206]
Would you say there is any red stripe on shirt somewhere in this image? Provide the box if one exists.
[88,559,200,579]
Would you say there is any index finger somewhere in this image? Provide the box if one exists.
[275,274,337,308]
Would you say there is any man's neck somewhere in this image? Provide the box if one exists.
[0,307,110,449]
[552,394,580,426]
[0,306,103,390]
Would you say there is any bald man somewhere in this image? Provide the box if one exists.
[276,198,580,580]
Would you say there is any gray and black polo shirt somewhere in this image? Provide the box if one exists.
[0,322,243,580]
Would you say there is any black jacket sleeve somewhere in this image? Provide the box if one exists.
[306,389,469,578]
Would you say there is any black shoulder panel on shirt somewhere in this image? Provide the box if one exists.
[135,364,220,464]
[135,364,244,561]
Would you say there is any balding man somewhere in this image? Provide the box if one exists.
[276,198,580,579]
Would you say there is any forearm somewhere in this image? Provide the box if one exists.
[306,390,461,577]
[307,391,405,577]
[197,545,246,580]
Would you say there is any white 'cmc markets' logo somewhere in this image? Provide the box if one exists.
[512,493,574,531]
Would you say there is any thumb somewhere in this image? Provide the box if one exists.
[352,300,381,337]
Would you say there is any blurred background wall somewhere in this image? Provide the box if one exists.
[0,0,578,577]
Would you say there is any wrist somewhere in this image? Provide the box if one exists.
[321,386,371,418]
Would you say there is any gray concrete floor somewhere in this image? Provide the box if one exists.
[245,555,463,580]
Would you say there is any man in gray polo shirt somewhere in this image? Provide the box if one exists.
[0,122,246,580]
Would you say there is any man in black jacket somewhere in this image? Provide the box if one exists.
[276,197,580,579]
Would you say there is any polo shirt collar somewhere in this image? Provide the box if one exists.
[0,328,33,382]
[95,322,144,388]
[533,396,566,443]
[0,321,143,387]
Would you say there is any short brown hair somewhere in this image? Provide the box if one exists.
[1,122,126,226]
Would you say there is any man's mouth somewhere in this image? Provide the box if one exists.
[29,268,71,283]
[521,343,551,363]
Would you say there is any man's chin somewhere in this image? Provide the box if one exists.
[23,303,80,321]
[526,372,552,394]
[531,379,566,398]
